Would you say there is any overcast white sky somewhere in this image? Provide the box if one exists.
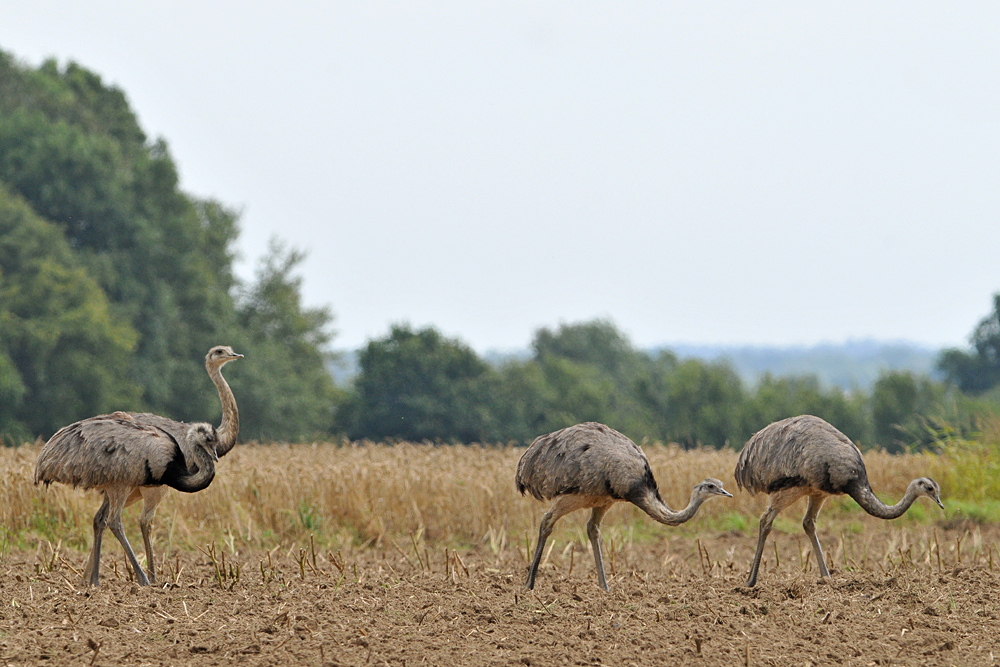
[3,3,999,351]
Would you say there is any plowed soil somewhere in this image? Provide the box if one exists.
[2,526,999,666]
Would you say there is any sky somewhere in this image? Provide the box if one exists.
[3,3,999,352]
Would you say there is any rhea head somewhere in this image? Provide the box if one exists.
[205,345,243,369]
[910,477,944,509]
[694,478,733,499]
[187,423,220,462]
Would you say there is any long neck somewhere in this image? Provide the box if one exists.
[162,445,216,493]
[849,481,919,520]
[636,489,706,526]
[208,363,239,457]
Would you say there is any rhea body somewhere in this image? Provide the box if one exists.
[516,422,732,590]
[735,414,943,587]
[34,346,242,586]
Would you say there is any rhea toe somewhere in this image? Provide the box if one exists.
[735,415,943,587]
[517,422,732,591]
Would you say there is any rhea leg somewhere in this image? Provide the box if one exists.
[526,495,589,590]
[138,487,168,583]
[82,494,112,586]
[587,505,611,591]
[86,487,152,583]
[746,487,804,587]
[104,488,151,586]
[802,494,830,578]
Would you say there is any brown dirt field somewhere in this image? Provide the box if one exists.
[3,525,1000,667]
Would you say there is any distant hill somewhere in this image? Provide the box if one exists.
[332,340,942,390]
[661,340,942,390]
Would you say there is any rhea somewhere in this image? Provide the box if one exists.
[735,414,944,587]
[34,345,242,586]
[516,422,732,591]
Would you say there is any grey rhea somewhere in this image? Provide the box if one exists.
[735,414,944,587]
[516,422,732,591]
[34,346,242,587]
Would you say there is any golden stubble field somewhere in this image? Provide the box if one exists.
[2,442,1000,666]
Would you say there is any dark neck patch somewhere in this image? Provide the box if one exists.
[159,440,215,493]
[627,463,660,504]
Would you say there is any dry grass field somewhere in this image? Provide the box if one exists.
[3,435,1000,665]
[0,441,955,552]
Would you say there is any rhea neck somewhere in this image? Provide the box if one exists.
[848,480,922,520]
[163,444,216,493]
[636,488,709,526]
[207,361,239,458]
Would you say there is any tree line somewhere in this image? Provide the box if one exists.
[2,49,998,449]
[337,316,1000,452]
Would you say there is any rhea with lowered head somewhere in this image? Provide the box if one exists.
[735,414,943,587]
[516,422,732,591]
[34,345,242,586]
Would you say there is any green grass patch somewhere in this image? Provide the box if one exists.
[940,499,1000,525]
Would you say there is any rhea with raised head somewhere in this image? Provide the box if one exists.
[34,346,242,586]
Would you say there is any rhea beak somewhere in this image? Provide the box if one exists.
[934,495,944,510]
[719,489,734,498]
[231,352,244,359]
[210,445,219,462]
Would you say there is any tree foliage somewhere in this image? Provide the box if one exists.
[340,325,498,443]
[0,184,139,439]
[229,241,338,441]
[741,374,870,447]
[0,51,239,422]
[870,371,948,453]
[339,317,998,451]
[0,49,335,442]
[938,294,1000,395]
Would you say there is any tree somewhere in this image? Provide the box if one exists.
[229,240,339,441]
[341,325,499,443]
[740,374,871,448]
[637,353,745,448]
[871,371,947,453]
[0,184,139,439]
[521,320,659,438]
[0,51,242,425]
[0,50,342,442]
[938,294,1000,394]
[532,319,647,383]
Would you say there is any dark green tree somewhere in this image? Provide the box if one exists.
[740,374,871,448]
[636,352,745,448]
[532,319,648,382]
[341,325,499,442]
[871,371,947,452]
[228,241,339,442]
[0,51,241,425]
[0,184,139,439]
[938,294,1000,394]
[521,320,659,438]
[0,50,340,443]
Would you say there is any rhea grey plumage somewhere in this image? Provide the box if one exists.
[34,345,242,587]
[516,422,732,590]
[735,414,943,587]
